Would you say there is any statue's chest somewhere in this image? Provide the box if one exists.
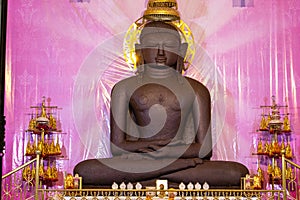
[129,83,193,112]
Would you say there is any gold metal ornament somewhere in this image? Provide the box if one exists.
[144,0,179,21]
[123,0,195,71]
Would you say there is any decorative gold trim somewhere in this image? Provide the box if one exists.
[143,7,180,21]
[37,188,284,199]
[147,0,178,8]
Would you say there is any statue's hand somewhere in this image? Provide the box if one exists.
[137,147,154,153]
[136,140,173,153]
[136,140,184,158]
[138,145,176,158]
[147,147,174,158]
[137,145,169,158]
[155,139,182,147]
[148,144,162,151]
[120,153,154,160]
[156,140,172,146]
[137,144,167,152]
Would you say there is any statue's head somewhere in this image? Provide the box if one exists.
[124,0,195,73]
[135,21,188,72]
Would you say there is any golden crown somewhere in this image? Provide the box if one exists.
[143,0,180,21]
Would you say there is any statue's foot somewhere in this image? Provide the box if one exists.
[193,158,203,165]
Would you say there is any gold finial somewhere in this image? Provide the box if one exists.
[257,139,263,154]
[41,98,47,118]
[143,0,180,21]
[148,0,177,8]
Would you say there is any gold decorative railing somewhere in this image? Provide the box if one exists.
[2,150,299,200]
[281,151,300,200]
[1,151,41,200]
[39,188,284,200]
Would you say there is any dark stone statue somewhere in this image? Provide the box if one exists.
[74,21,249,189]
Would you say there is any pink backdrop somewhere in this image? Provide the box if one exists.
[4,0,300,187]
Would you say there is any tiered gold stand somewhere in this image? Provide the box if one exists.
[23,97,65,188]
[248,96,299,199]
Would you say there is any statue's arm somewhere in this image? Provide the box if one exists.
[193,83,212,159]
[180,79,212,159]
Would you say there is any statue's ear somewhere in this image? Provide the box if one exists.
[135,44,144,67]
[176,43,188,73]
[179,42,188,58]
[135,44,142,53]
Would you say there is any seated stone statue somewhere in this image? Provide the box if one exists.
[74,21,249,189]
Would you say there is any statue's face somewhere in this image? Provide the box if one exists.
[140,28,181,69]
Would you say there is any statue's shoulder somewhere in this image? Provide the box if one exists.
[184,76,210,98]
[111,76,139,92]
